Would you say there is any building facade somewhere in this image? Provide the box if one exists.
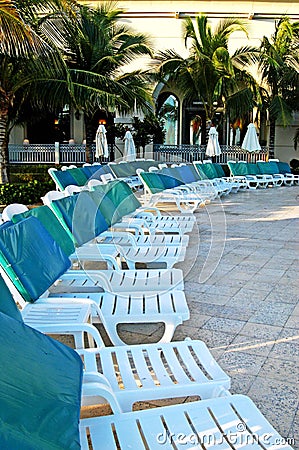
[10,1,299,162]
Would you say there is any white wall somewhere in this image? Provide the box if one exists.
[274,112,299,163]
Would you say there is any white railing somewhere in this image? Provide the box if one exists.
[8,143,111,164]
[8,143,269,164]
[153,144,269,163]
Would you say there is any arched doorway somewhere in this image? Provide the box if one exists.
[27,106,71,144]
[156,93,179,145]
[182,99,207,145]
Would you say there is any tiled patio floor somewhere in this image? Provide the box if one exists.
[116,185,299,444]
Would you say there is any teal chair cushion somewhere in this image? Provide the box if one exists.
[88,186,122,226]
[227,161,237,176]
[257,161,279,175]
[109,163,135,178]
[140,172,165,193]
[0,311,82,449]
[50,170,79,190]
[193,163,209,180]
[201,163,219,179]
[233,163,249,176]
[68,168,88,186]
[277,161,291,174]
[213,163,226,178]
[12,205,75,258]
[247,163,260,175]
[106,180,141,217]
[51,193,109,247]
[0,274,23,322]
[159,173,181,189]
[0,217,71,302]
[175,165,199,184]
[159,168,182,188]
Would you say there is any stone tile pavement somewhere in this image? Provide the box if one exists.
[116,185,299,445]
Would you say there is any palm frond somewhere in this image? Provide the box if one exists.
[226,88,254,118]
[269,95,293,125]
[0,0,54,57]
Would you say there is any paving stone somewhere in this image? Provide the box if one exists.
[238,322,282,340]
[259,357,299,384]
[247,377,299,439]
[229,288,269,302]
[229,373,255,395]
[229,335,275,357]
[109,186,299,440]
[202,317,246,334]
[248,301,295,326]
[217,350,267,376]
[187,292,230,305]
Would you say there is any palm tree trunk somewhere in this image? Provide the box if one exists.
[0,113,9,184]
[84,117,94,164]
[269,118,276,159]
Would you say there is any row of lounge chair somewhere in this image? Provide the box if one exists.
[137,161,246,212]
[0,174,294,447]
[49,159,162,191]
[136,159,298,211]
[48,158,298,216]
[228,160,299,189]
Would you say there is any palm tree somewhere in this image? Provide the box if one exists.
[38,1,154,161]
[154,15,258,140]
[0,0,68,184]
[258,17,299,157]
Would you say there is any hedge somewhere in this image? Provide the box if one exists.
[0,180,54,206]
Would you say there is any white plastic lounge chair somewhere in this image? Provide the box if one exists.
[268,159,298,185]
[0,217,189,345]
[81,393,294,449]
[256,160,287,187]
[44,186,193,258]
[87,178,196,232]
[0,292,230,426]
[44,186,195,236]
[240,161,273,188]
[3,203,185,294]
[52,191,189,270]
[162,164,219,200]
[227,161,266,189]
[137,169,209,213]
[108,161,142,189]
[202,159,241,193]
[79,337,230,411]
[193,161,233,196]
[0,267,104,350]
[2,310,292,449]
[0,275,230,412]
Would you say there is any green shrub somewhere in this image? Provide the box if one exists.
[9,164,53,183]
[0,180,54,206]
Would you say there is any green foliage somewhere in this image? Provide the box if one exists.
[115,114,166,148]
[9,164,52,183]
[155,14,257,122]
[290,158,299,174]
[0,180,54,206]
[258,17,299,123]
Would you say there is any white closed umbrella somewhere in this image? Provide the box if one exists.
[206,126,222,157]
[95,124,109,158]
[124,130,136,161]
[241,123,261,152]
